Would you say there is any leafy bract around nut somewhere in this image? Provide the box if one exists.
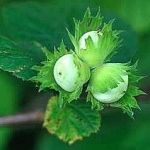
[87,62,144,118]
[79,31,103,50]
[67,8,121,67]
[31,41,90,107]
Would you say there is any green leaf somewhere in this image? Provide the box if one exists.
[43,96,101,144]
[0,36,45,80]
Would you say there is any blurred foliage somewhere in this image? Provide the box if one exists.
[134,32,150,86]
[0,0,149,150]
[94,0,150,33]
[0,71,21,150]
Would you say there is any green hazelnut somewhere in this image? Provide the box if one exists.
[53,53,90,92]
[89,63,128,103]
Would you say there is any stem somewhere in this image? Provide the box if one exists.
[0,111,44,127]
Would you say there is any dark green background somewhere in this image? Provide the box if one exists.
[0,0,149,150]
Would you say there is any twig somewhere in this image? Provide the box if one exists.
[0,111,44,127]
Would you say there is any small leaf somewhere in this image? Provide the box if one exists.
[0,36,45,80]
[44,96,101,144]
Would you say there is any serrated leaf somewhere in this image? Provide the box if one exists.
[44,96,101,144]
[0,36,45,80]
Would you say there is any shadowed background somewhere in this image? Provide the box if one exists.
[0,0,149,150]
